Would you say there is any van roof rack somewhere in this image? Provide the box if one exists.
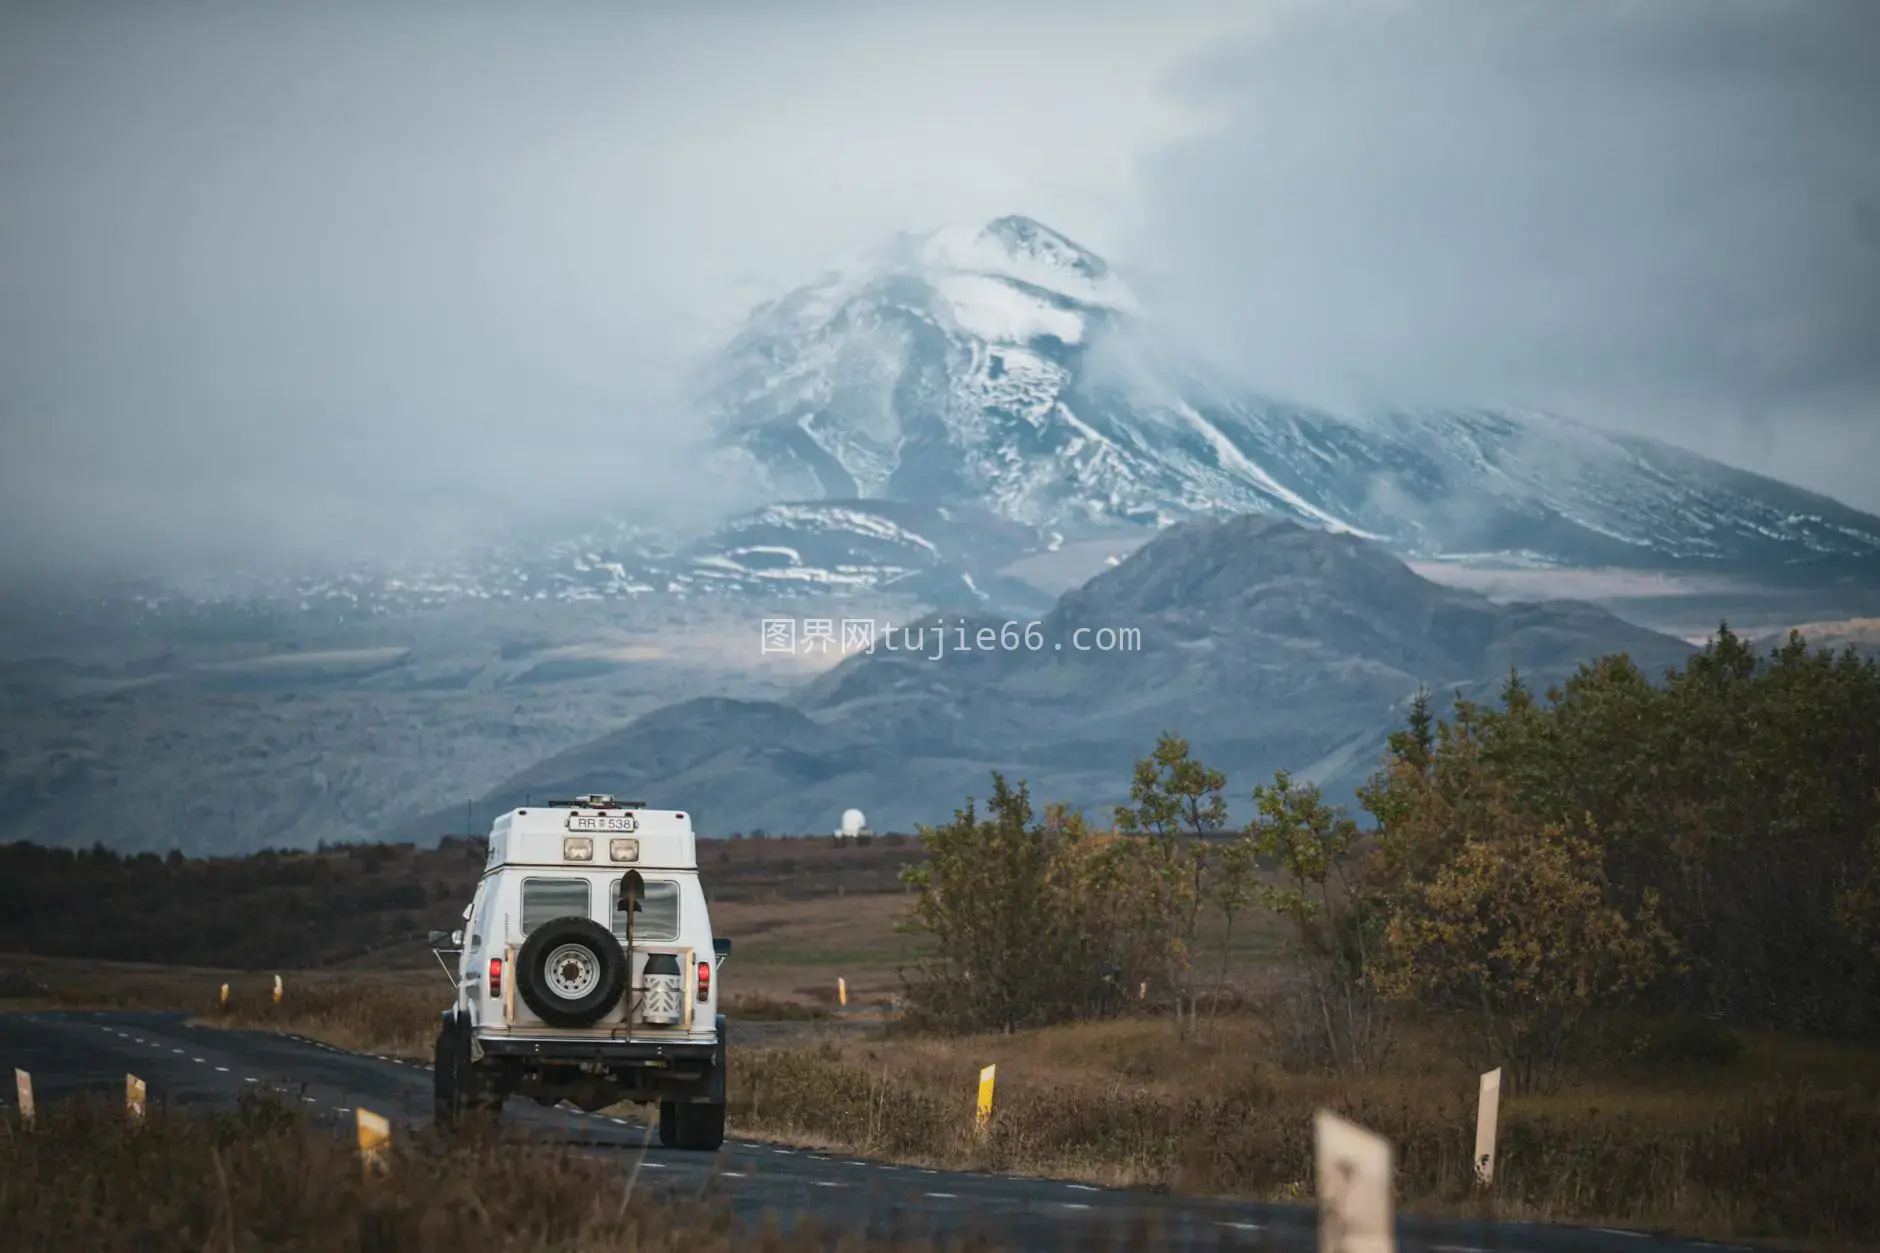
[547,795,646,809]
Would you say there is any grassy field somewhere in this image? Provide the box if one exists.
[0,1088,1058,1253]
[733,1017,1880,1246]
[7,886,1878,1248]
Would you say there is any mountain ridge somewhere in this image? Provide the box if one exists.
[706,214,1880,575]
[413,512,1700,838]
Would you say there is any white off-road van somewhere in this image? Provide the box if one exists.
[429,794,731,1150]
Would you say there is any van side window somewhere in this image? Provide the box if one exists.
[521,877,591,934]
[611,878,680,942]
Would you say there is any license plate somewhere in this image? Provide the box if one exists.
[567,814,637,832]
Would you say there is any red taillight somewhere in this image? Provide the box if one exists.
[697,960,711,1002]
[488,957,503,998]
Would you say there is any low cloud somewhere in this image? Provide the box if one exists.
[0,0,1231,583]
[1127,0,1880,510]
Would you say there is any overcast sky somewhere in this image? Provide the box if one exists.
[2,0,1876,581]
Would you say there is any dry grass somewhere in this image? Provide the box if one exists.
[0,1090,1045,1253]
[14,949,1878,1246]
[731,1016,1880,1248]
[202,975,450,1059]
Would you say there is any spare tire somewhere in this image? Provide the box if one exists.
[515,915,627,1027]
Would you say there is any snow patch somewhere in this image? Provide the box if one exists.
[934,274,1085,345]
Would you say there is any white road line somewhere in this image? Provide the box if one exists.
[1592,1231,1649,1240]
[813,1181,843,1188]
[172,1047,184,1054]
[192,1058,204,1063]
[1219,1222,1266,1233]
[641,1162,666,1170]
[1059,1202,1090,1211]
[243,1077,258,1083]
[722,1171,746,1178]
[1066,1183,1099,1192]
[335,1107,351,1115]
[215,1066,229,1073]
[925,1192,958,1199]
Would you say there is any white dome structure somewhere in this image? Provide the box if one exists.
[839,808,867,838]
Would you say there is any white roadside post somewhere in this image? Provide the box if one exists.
[14,1068,33,1128]
[1475,1068,1502,1186]
[357,1107,391,1177]
[220,982,229,1008]
[273,974,283,1005]
[1314,1109,1395,1253]
[126,1073,146,1125]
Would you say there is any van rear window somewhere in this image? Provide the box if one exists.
[611,877,680,943]
[520,877,591,934]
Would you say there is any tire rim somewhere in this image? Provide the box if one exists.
[543,942,601,1000]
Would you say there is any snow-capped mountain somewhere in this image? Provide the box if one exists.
[79,500,1049,626]
[706,215,1880,571]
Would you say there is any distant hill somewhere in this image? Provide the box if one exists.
[419,514,1700,836]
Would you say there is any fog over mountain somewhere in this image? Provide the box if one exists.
[3,0,1877,586]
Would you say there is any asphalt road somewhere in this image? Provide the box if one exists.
[2,1010,1755,1253]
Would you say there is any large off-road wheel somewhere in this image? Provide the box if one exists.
[514,916,627,1027]
[681,1100,726,1150]
[659,1015,727,1151]
[433,1012,501,1134]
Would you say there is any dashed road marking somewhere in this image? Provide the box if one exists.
[1066,1184,1099,1192]
[1059,1202,1090,1211]
[215,1066,229,1073]
[813,1181,844,1188]
[925,1192,958,1199]
[1219,1222,1266,1233]
[722,1171,746,1178]
[1592,1231,1649,1240]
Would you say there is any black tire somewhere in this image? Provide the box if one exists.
[661,1016,727,1151]
[658,1099,680,1147]
[676,1100,726,1151]
[432,1018,459,1131]
[434,1012,500,1134]
[514,915,627,1027]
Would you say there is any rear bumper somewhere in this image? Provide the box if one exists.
[474,1034,719,1065]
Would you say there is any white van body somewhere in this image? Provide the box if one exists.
[432,795,729,1150]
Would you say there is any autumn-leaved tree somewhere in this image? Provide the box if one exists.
[1372,790,1677,1094]
[1114,732,1226,1037]
[897,773,1161,1032]
[897,774,1071,1033]
[1243,769,1390,1070]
